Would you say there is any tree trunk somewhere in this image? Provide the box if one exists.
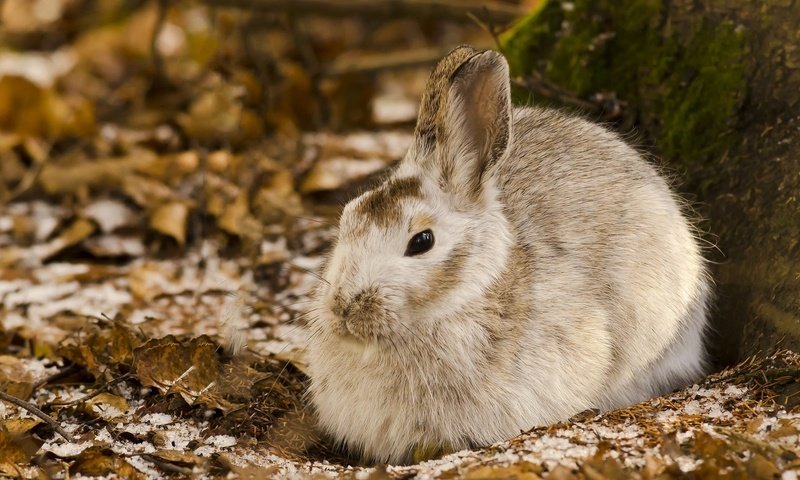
[502,0,800,365]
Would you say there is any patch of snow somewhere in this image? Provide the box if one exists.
[205,435,237,448]
[674,456,703,472]
[141,413,173,426]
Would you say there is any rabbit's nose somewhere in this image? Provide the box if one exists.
[331,287,383,322]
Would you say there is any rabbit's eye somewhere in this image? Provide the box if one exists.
[405,229,435,257]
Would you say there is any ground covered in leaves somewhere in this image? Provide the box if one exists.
[1,0,799,478]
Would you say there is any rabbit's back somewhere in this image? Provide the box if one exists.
[495,106,709,408]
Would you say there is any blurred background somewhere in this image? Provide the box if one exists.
[0,0,534,241]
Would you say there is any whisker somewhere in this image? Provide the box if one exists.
[288,263,330,286]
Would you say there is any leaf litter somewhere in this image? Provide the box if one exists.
[0,1,798,478]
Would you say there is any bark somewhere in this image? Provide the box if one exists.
[503,0,800,364]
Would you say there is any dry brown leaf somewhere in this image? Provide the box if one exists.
[3,418,42,437]
[149,201,189,245]
[215,454,279,480]
[300,157,387,193]
[128,262,172,302]
[69,448,144,479]
[581,450,629,480]
[150,449,204,468]
[207,150,233,173]
[546,465,581,480]
[254,169,303,219]
[746,452,781,479]
[217,192,262,238]
[0,76,94,139]
[121,174,178,209]
[0,425,30,465]
[133,335,237,411]
[36,217,95,261]
[177,81,244,144]
[60,322,141,378]
[465,462,543,480]
[0,356,35,399]
[39,150,157,195]
[83,392,129,420]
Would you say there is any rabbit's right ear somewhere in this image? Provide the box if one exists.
[412,47,512,205]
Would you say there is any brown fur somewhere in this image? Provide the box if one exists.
[414,45,478,150]
[354,176,422,230]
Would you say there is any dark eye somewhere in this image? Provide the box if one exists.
[405,229,435,257]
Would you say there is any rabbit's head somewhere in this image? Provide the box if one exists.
[313,47,516,349]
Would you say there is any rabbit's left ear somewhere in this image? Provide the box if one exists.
[439,50,512,199]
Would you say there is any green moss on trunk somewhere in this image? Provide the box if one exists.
[502,0,748,173]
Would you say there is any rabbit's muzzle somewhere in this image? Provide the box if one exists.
[330,286,391,341]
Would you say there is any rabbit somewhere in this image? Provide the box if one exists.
[305,45,711,465]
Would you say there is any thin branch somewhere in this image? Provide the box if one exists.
[512,74,602,114]
[51,373,133,407]
[0,390,75,442]
[32,363,80,390]
[465,11,502,52]
[199,0,526,25]
[322,45,490,77]
[135,454,194,475]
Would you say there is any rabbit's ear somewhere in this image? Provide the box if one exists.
[439,50,512,201]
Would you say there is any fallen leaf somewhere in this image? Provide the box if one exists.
[149,201,189,245]
[121,174,178,209]
[33,217,95,261]
[465,462,543,480]
[0,425,30,464]
[149,449,204,471]
[746,452,781,479]
[0,76,94,139]
[60,322,142,378]
[39,151,156,195]
[69,448,144,479]
[217,192,262,238]
[215,454,279,480]
[177,81,244,144]
[133,335,236,411]
[3,418,42,437]
[0,356,36,399]
[254,169,303,219]
[207,150,233,173]
[300,156,387,193]
[83,392,129,420]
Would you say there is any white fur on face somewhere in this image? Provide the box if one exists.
[314,168,511,347]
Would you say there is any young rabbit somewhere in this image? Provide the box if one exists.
[306,46,711,464]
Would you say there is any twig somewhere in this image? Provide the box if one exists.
[0,390,75,442]
[465,11,502,51]
[32,363,80,390]
[322,45,490,77]
[512,74,602,114]
[199,0,526,25]
[51,373,133,407]
[135,454,195,475]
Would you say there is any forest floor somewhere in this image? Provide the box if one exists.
[1,1,799,479]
